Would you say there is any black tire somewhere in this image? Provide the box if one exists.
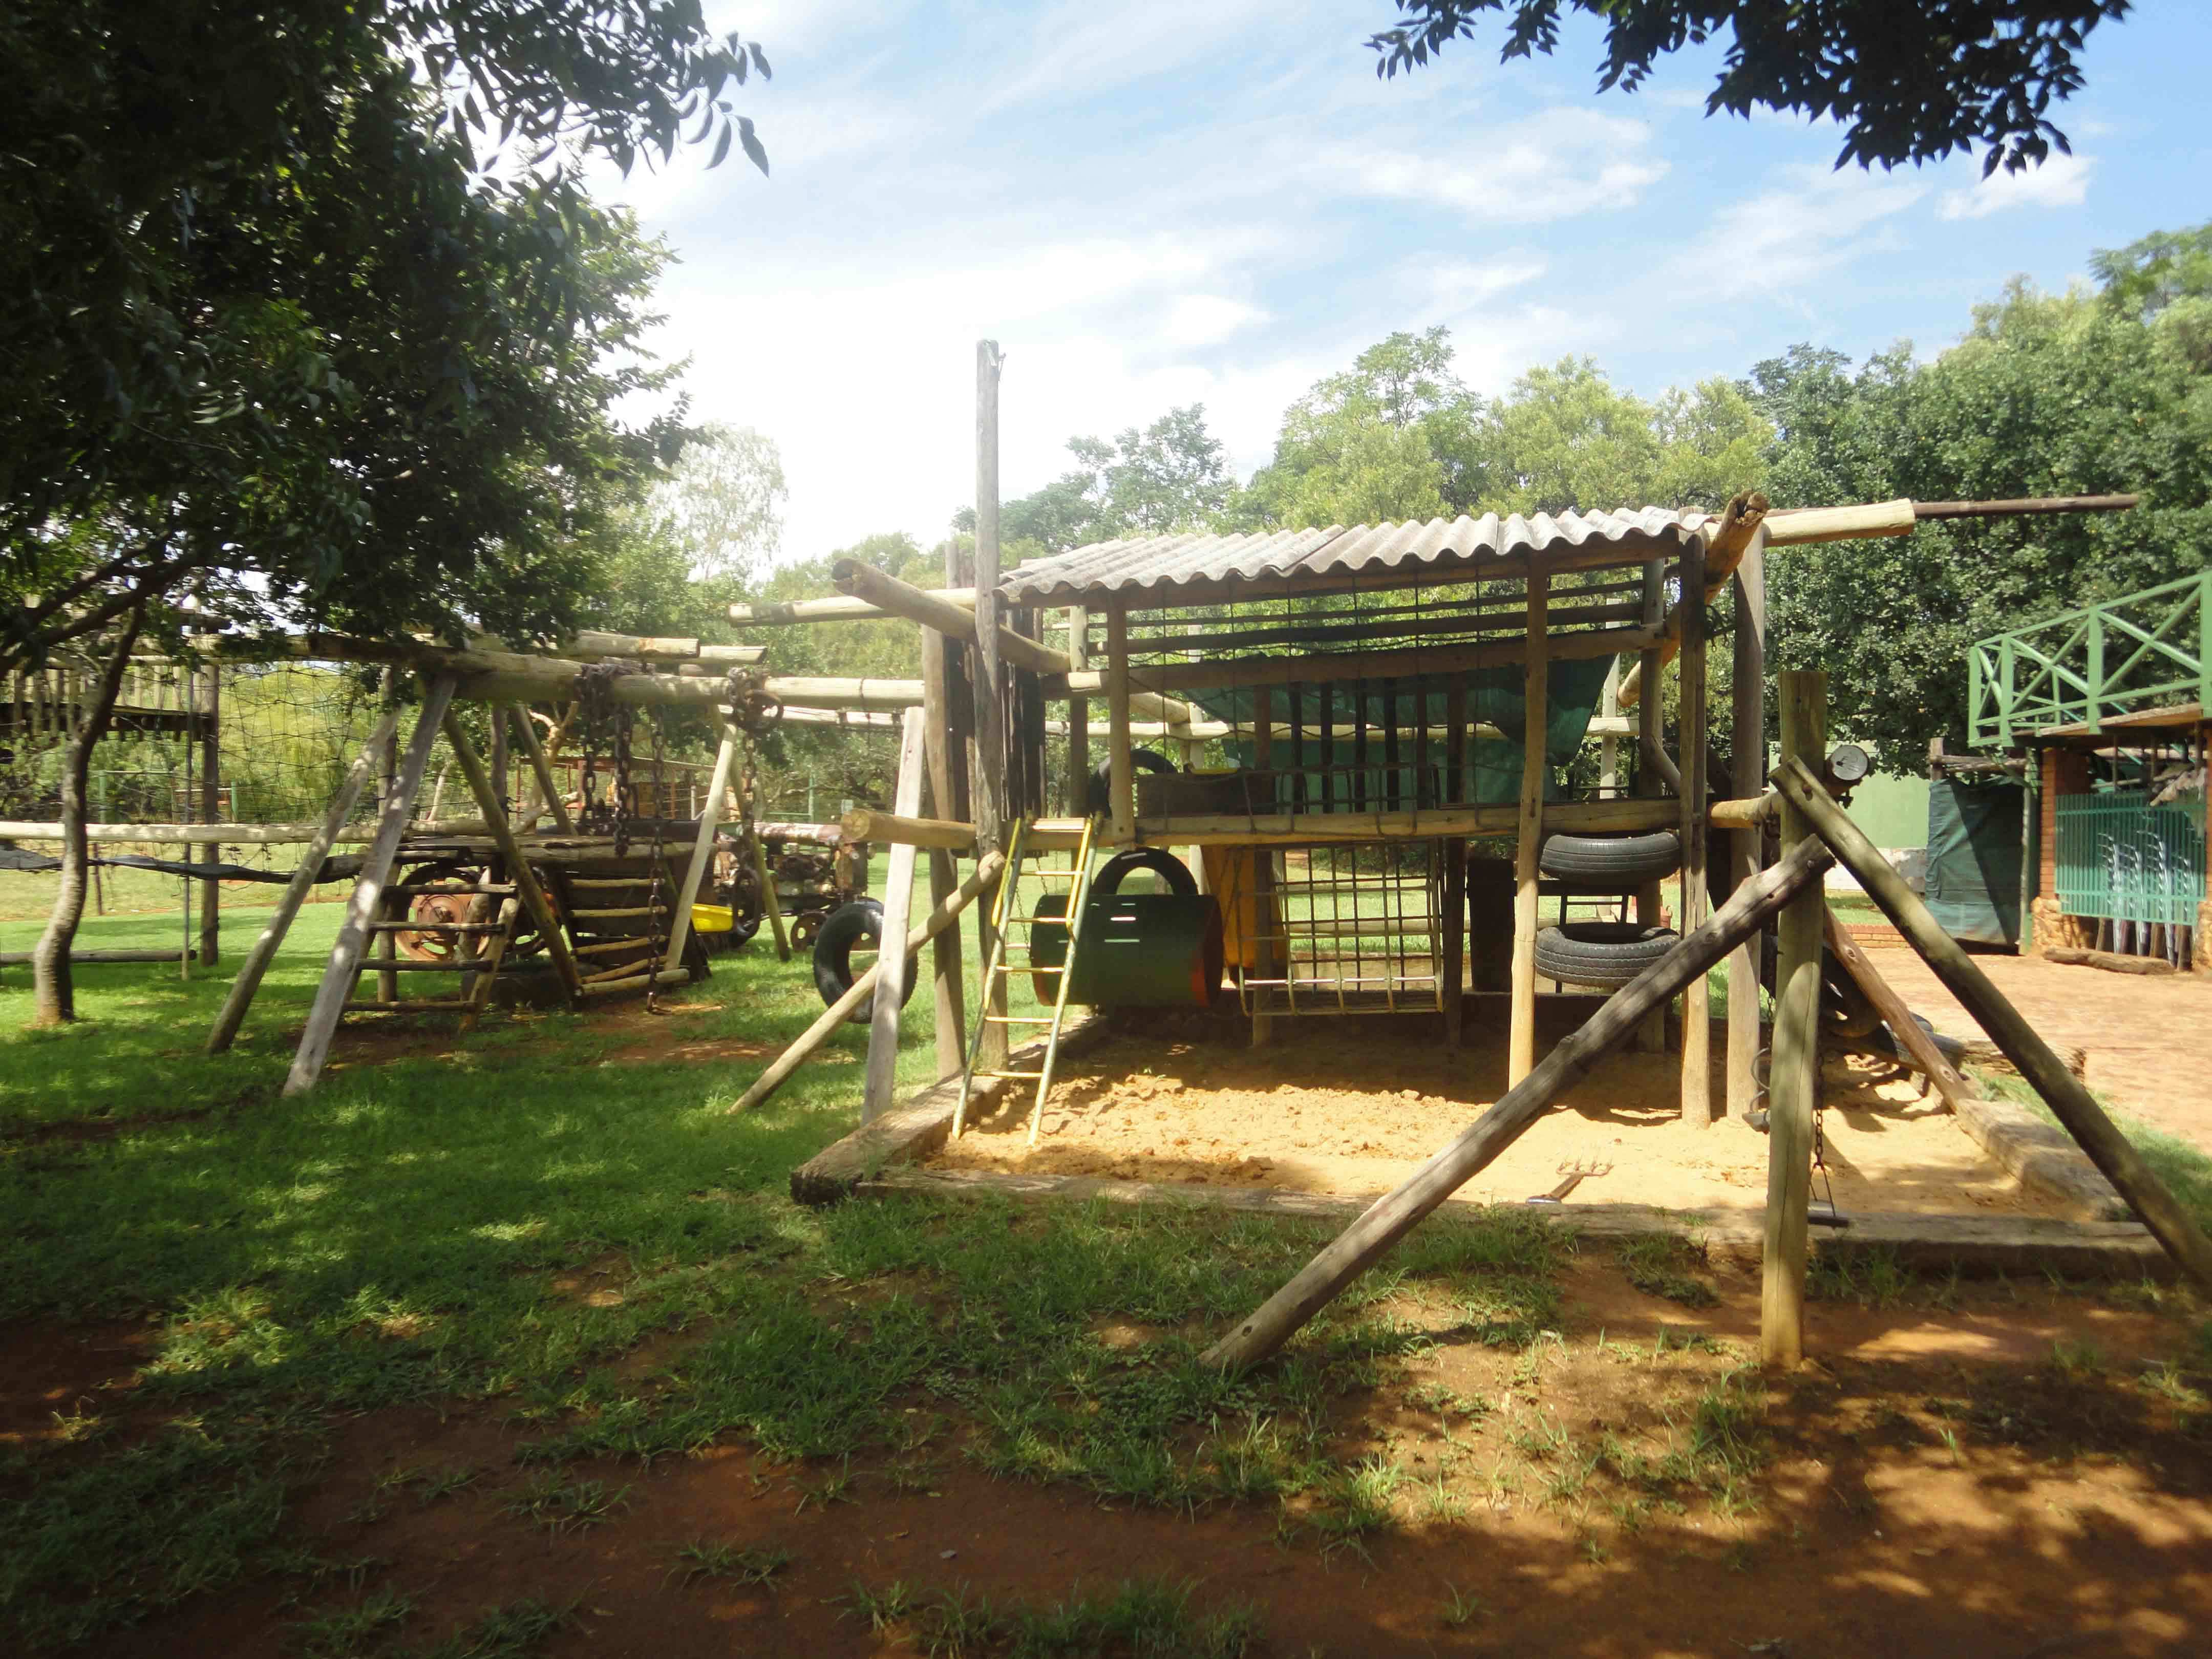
[1538,831,1681,887]
[1534,922,1680,988]
[1084,748,1177,817]
[812,898,919,1022]
[1090,846,1198,898]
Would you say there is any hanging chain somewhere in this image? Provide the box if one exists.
[645,701,669,1011]
[576,660,643,854]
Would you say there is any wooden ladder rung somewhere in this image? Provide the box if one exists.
[573,937,654,956]
[569,905,668,920]
[385,883,515,899]
[985,1014,1057,1025]
[567,877,652,889]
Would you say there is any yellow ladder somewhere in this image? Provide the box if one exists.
[952,815,1100,1146]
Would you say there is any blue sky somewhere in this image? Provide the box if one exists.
[590,1,2212,565]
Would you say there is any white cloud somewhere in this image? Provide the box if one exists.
[1684,164,1926,297]
[1418,257,1548,315]
[1937,152,2094,221]
[1159,294,1267,347]
[1329,110,1668,221]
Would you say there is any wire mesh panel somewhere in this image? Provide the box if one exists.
[1235,840,1443,1016]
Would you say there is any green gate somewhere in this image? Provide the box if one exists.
[2053,792,2206,925]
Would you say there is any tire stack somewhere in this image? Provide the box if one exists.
[1531,832,1683,989]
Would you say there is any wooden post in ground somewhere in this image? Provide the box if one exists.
[1105,603,1136,847]
[374,669,401,1005]
[198,655,222,965]
[1728,531,1768,1116]
[862,710,928,1122]
[1762,670,1827,1367]
[1508,572,1549,1084]
[1679,532,1713,1123]
[730,853,1004,1115]
[1635,559,1667,1052]
[662,721,739,974]
[1200,834,1836,1373]
[206,706,401,1055]
[439,707,585,1006]
[751,825,793,961]
[972,339,1010,1074]
[1775,757,2212,1291]
[285,679,457,1096]
[1065,606,1091,814]
[1250,685,1278,1049]
[1442,674,1469,1047]
[919,604,968,1080]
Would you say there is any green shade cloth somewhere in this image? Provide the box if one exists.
[1925,779,2024,947]
[1201,658,1615,806]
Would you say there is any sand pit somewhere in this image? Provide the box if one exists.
[937,1009,2073,1223]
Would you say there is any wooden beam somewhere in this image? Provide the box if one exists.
[1679,532,1713,1124]
[973,340,1010,1074]
[1442,674,1467,1048]
[1728,535,1768,1118]
[1763,670,1827,1366]
[731,853,1004,1114]
[662,722,739,974]
[284,679,456,1095]
[1198,832,1837,1373]
[1820,908,1975,1112]
[919,596,967,1081]
[1618,496,1767,710]
[506,703,574,834]
[728,589,975,627]
[751,823,793,961]
[1509,573,1548,1086]
[1761,497,1917,546]
[205,706,401,1055]
[438,707,585,1007]
[1775,756,2212,1292]
[1634,559,1667,1053]
[1907,494,2137,520]
[1065,606,1091,815]
[862,710,927,1122]
[1249,684,1277,1050]
[1105,603,1136,846]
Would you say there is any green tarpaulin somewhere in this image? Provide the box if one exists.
[1926,779,2024,948]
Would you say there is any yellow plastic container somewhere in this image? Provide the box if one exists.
[691,903,735,934]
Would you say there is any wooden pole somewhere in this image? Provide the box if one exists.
[206,706,400,1055]
[1508,573,1549,1084]
[439,708,585,1006]
[662,722,739,974]
[1442,674,1468,1048]
[1633,560,1669,1052]
[1066,606,1091,815]
[198,656,221,965]
[752,824,793,961]
[919,602,968,1080]
[507,704,574,833]
[1250,684,1278,1050]
[1775,757,2212,1291]
[1201,833,1836,1373]
[1727,533,1768,1116]
[972,340,1009,1073]
[1819,908,1975,1111]
[1762,671,1826,1367]
[1105,603,1136,847]
[1678,533,1713,1123]
[285,678,456,1095]
[729,589,976,627]
[862,710,927,1122]
[730,853,1005,1114]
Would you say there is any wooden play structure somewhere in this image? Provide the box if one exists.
[743,339,2203,1367]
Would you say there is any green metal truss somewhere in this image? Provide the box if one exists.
[1968,571,2212,746]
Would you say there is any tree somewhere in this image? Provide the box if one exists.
[3,3,773,1022]
[1004,406,1232,551]
[655,426,788,587]
[1754,239,2212,765]
[1365,1,2130,173]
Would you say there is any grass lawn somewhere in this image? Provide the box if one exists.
[4,871,2210,1656]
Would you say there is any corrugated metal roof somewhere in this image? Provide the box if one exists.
[999,507,1713,606]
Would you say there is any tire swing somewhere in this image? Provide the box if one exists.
[1083,748,1177,817]
[1030,846,1222,1008]
[1532,921,1681,988]
[811,897,920,1023]
[1537,830,1681,887]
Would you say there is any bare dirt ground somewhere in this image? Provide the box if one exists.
[938,1010,2066,1223]
[23,1264,2205,1659]
[1863,944,2212,1155]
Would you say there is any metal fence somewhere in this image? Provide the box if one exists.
[2053,791,2206,925]
[1968,571,2210,746]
